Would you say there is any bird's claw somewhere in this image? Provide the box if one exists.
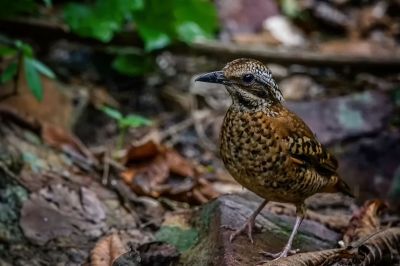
[222,219,256,243]
[260,248,299,260]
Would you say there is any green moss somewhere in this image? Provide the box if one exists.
[337,101,364,130]
[197,200,218,231]
[0,183,28,243]
[155,226,199,252]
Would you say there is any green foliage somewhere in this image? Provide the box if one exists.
[42,0,52,8]
[101,106,152,149]
[64,0,143,42]
[24,58,44,101]
[119,114,152,128]
[101,105,123,120]
[0,62,17,83]
[101,106,152,128]
[28,58,56,79]
[134,0,218,50]
[63,0,218,50]
[112,53,153,76]
[280,0,301,18]
[0,0,37,18]
[0,38,56,102]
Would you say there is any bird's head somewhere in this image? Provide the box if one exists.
[195,58,284,108]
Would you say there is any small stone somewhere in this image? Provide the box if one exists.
[279,75,321,100]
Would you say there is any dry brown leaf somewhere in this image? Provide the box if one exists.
[113,242,180,266]
[347,227,400,265]
[262,227,400,266]
[91,234,126,266]
[0,74,84,129]
[124,140,160,164]
[41,123,97,167]
[343,199,388,245]
[89,87,119,109]
[122,154,169,198]
[165,149,195,177]
[261,248,341,266]
[121,138,219,204]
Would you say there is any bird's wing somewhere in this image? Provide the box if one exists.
[273,109,338,175]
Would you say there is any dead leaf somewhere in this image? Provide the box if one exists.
[121,138,219,204]
[112,242,180,266]
[262,227,400,266]
[91,234,126,266]
[136,242,180,266]
[165,149,194,177]
[89,87,119,109]
[347,227,400,265]
[122,154,170,198]
[260,248,341,266]
[41,123,97,168]
[124,140,160,163]
[0,74,87,130]
[20,184,106,246]
[343,199,388,245]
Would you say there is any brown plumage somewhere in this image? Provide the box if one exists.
[195,58,353,260]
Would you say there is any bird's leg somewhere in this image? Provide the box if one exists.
[262,204,306,260]
[226,199,268,243]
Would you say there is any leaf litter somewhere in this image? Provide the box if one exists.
[121,135,219,205]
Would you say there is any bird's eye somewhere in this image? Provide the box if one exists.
[242,74,255,84]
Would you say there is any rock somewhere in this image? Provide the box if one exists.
[336,132,400,206]
[180,194,341,266]
[20,184,107,246]
[286,90,393,145]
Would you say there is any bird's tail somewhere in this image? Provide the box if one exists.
[325,176,354,198]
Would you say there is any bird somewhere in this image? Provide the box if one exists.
[195,58,353,260]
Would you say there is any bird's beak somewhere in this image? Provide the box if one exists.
[195,71,226,84]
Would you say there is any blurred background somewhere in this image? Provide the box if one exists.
[0,0,399,265]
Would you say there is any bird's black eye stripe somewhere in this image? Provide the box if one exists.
[242,74,255,84]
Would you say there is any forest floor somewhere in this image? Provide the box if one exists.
[1,1,400,265]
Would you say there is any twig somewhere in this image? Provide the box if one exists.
[192,110,217,152]
[102,149,111,185]
[159,117,196,141]
[178,41,400,69]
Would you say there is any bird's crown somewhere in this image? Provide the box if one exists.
[223,58,273,83]
[222,58,284,104]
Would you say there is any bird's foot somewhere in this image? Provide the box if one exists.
[260,247,299,261]
[222,217,256,243]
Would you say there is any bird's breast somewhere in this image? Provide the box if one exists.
[220,107,289,193]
